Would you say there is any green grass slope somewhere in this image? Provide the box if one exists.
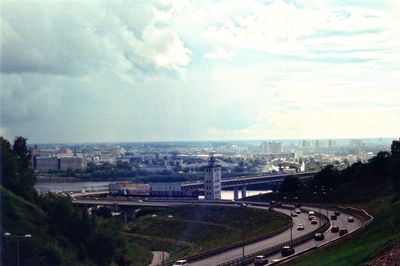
[127,205,289,261]
[288,198,400,266]
[1,187,79,266]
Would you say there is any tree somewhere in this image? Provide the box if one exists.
[279,176,302,193]
[312,165,338,188]
[1,136,36,201]
[391,139,400,159]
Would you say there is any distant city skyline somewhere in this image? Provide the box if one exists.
[1,0,399,143]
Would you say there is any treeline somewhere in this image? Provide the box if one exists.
[277,139,400,200]
[312,140,400,193]
[1,137,133,265]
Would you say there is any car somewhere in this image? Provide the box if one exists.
[291,212,298,217]
[281,246,295,257]
[271,258,281,263]
[331,226,339,233]
[296,224,304,230]
[242,203,248,207]
[348,216,354,222]
[330,214,337,220]
[308,211,315,216]
[311,219,318,224]
[308,215,316,221]
[172,260,189,266]
[254,255,268,265]
[295,208,301,214]
[339,229,349,236]
[334,211,340,216]
[314,233,325,241]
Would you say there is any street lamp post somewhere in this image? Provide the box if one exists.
[290,218,293,245]
[241,220,245,265]
[4,232,32,266]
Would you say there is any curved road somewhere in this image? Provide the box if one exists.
[260,206,363,265]
[191,205,315,266]
[72,198,364,266]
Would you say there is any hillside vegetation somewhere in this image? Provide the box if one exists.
[288,198,400,266]
[1,136,149,266]
[127,205,290,261]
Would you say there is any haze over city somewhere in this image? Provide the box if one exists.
[1,0,400,143]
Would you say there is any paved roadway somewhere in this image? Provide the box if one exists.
[259,206,362,265]
[190,206,315,266]
[72,198,363,266]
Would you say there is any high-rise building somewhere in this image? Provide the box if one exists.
[268,142,283,154]
[203,155,221,200]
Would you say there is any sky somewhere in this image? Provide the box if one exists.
[1,0,399,143]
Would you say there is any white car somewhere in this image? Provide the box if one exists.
[296,224,304,230]
[173,260,189,266]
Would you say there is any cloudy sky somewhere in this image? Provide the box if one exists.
[1,0,399,143]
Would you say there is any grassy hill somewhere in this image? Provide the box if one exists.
[126,205,290,261]
[1,187,80,266]
[287,197,400,266]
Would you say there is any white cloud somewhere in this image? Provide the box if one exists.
[204,47,235,61]
[1,0,399,142]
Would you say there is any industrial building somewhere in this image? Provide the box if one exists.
[35,157,59,172]
[34,156,87,172]
[109,183,150,196]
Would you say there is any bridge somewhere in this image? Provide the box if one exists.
[181,171,317,200]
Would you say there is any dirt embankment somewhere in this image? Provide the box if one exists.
[363,242,400,266]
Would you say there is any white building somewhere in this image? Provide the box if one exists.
[203,155,221,200]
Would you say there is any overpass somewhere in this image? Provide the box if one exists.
[69,171,317,201]
[181,171,317,200]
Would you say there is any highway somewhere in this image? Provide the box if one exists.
[72,198,366,266]
[190,206,314,266]
[258,206,363,265]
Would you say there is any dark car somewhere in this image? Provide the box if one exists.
[281,246,295,257]
[334,211,340,216]
[314,233,325,241]
[311,219,318,224]
[254,255,268,265]
[331,226,339,233]
[330,214,337,220]
[339,229,349,236]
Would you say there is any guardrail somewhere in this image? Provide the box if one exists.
[216,212,330,266]
[164,210,293,266]
[275,206,374,266]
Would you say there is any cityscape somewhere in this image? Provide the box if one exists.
[1,1,400,266]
